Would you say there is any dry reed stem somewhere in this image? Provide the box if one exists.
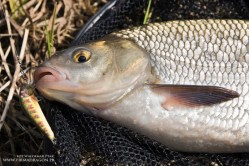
[9,16,24,36]
[0,13,29,130]
[0,33,18,37]
[0,44,12,79]
[0,67,30,93]
[3,123,15,155]
[22,0,38,10]
[0,45,10,83]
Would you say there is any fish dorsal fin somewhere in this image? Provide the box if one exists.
[150,84,239,109]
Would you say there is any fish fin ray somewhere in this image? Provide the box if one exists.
[150,84,239,109]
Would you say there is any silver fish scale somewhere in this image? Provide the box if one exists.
[112,20,249,141]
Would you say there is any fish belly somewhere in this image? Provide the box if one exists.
[107,19,249,152]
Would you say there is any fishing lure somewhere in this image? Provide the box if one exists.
[20,85,55,141]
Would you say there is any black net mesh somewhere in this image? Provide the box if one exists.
[44,0,249,165]
[71,0,147,45]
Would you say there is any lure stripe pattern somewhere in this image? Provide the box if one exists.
[20,87,55,141]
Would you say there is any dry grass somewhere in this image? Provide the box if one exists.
[0,0,107,165]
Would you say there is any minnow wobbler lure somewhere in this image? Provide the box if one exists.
[20,85,55,141]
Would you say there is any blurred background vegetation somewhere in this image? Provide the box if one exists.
[0,0,107,165]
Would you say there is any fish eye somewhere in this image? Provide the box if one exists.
[73,49,91,63]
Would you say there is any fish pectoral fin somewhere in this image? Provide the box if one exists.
[150,84,239,109]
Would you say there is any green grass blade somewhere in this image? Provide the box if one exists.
[143,0,152,24]
[46,4,57,58]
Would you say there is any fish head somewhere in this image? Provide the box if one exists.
[34,37,151,112]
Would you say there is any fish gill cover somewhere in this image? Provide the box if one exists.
[44,0,249,165]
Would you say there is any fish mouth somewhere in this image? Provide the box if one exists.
[34,65,85,110]
[34,66,69,93]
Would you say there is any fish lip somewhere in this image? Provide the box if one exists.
[34,65,68,87]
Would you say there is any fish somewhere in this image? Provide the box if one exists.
[34,19,249,153]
